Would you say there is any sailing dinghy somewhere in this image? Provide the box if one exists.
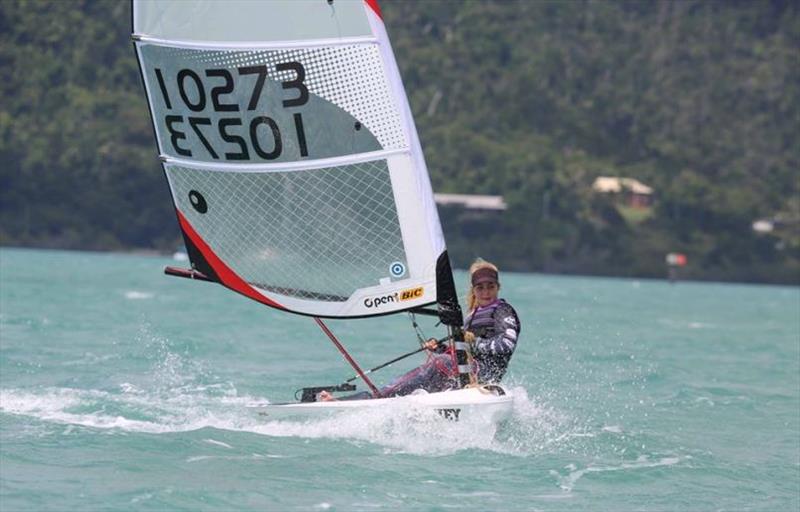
[132,0,513,422]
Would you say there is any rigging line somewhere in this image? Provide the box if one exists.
[463,315,479,386]
[313,317,381,398]
[408,312,426,345]
[327,0,343,42]
[343,334,452,385]
[447,325,476,387]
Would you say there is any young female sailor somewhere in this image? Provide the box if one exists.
[318,259,520,401]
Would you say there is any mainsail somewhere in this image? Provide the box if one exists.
[132,0,462,327]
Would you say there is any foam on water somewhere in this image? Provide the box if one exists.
[0,339,262,434]
[0,383,575,457]
[203,438,233,449]
[124,290,154,300]
[249,404,507,456]
[550,455,686,493]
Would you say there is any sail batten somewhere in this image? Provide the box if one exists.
[134,0,456,320]
[132,34,380,51]
[161,147,408,173]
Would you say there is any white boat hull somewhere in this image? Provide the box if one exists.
[251,386,513,423]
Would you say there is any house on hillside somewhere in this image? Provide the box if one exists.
[433,194,508,267]
[433,193,507,211]
[592,176,654,208]
[752,215,800,251]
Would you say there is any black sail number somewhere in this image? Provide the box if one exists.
[154,61,310,160]
[251,116,282,159]
[277,62,309,107]
[188,117,218,159]
[238,65,268,111]
[165,115,191,156]
[219,119,249,160]
[205,69,238,112]
[177,70,206,112]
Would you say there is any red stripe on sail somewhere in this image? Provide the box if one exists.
[364,0,382,20]
[176,210,285,310]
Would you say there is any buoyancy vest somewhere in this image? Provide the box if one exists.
[464,299,521,383]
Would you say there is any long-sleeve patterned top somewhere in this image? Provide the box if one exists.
[464,299,521,383]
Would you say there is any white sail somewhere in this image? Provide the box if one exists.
[133,0,453,319]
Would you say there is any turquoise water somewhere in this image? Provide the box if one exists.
[1,247,798,511]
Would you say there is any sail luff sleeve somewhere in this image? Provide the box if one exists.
[436,251,470,389]
[435,251,463,327]
[365,1,447,262]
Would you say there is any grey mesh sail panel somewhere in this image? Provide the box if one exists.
[167,161,405,301]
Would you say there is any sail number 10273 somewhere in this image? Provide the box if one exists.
[153,62,309,161]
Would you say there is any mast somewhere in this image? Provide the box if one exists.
[436,252,471,389]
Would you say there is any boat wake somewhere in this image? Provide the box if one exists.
[0,382,581,456]
[0,385,258,435]
[0,342,633,458]
[548,454,689,494]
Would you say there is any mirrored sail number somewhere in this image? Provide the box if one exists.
[153,62,309,160]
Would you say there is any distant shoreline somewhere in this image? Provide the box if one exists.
[2,244,797,288]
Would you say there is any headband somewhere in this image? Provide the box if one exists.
[471,267,498,286]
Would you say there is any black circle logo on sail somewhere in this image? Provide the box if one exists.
[188,190,208,214]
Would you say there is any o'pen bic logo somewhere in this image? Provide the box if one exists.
[364,287,424,308]
[389,261,406,277]
[399,287,423,301]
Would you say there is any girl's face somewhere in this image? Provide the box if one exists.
[473,281,499,307]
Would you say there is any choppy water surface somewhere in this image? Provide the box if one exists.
[1,248,798,511]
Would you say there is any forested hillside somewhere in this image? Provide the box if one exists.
[1,0,798,283]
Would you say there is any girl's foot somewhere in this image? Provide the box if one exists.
[318,390,336,401]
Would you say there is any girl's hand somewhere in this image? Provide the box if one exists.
[463,331,476,344]
[423,338,439,350]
